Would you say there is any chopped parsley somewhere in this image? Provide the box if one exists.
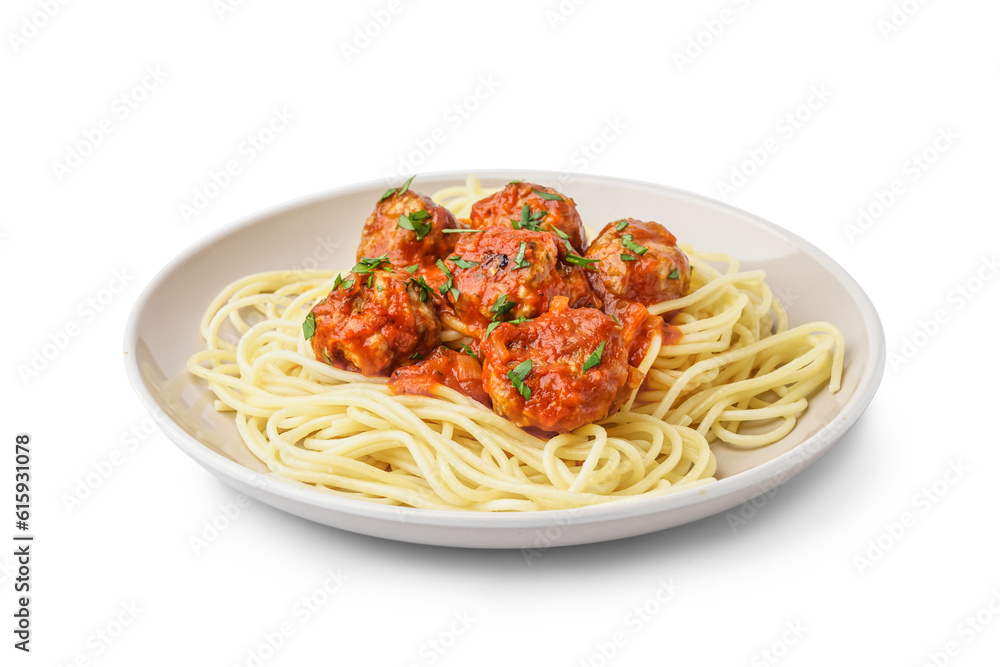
[489,293,516,318]
[407,275,433,302]
[552,227,570,240]
[404,264,419,274]
[621,234,648,256]
[436,259,460,300]
[484,294,518,337]
[397,209,433,241]
[513,241,529,268]
[321,349,334,365]
[615,220,629,232]
[620,253,638,262]
[408,351,423,360]
[511,204,547,232]
[302,312,316,339]
[379,175,416,202]
[351,254,390,274]
[668,268,680,280]
[507,359,533,400]
[448,255,479,269]
[397,175,415,196]
[582,341,605,372]
[565,252,600,268]
[461,343,478,360]
[561,239,599,268]
[610,313,621,327]
[531,188,564,202]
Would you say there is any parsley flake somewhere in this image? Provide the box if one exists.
[407,275,432,302]
[351,254,390,274]
[668,268,680,280]
[531,188,564,202]
[621,234,648,256]
[511,204,547,232]
[489,293,516,318]
[436,259,459,298]
[566,252,600,268]
[615,220,629,232]
[620,253,638,262]
[379,175,416,202]
[302,312,316,339]
[398,211,432,241]
[513,241,530,268]
[448,255,479,269]
[396,175,415,196]
[582,341,605,372]
[507,359,533,400]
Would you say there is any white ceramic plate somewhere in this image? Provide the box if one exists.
[124,170,884,549]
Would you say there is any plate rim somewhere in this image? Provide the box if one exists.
[123,168,886,533]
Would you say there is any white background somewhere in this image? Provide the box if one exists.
[3,0,999,665]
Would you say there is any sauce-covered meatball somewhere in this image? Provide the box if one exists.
[356,186,459,272]
[584,219,691,306]
[387,347,491,406]
[447,228,574,336]
[481,297,639,433]
[558,261,601,309]
[308,270,439,377]
[470,181,588,253]
[605,298,665,367]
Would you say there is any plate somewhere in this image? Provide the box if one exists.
[123,170,885,549]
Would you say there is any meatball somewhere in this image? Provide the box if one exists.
[605,298,665,367]
[307,270,439,377]
[558,261,601,309]
[446,228,573,335]
[387,347,491,406]
[584,219,691,306]
[481,297,639,433]
[470,181,588,253]
[356,187,459,271]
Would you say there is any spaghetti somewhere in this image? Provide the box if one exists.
[186,177,843,511]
